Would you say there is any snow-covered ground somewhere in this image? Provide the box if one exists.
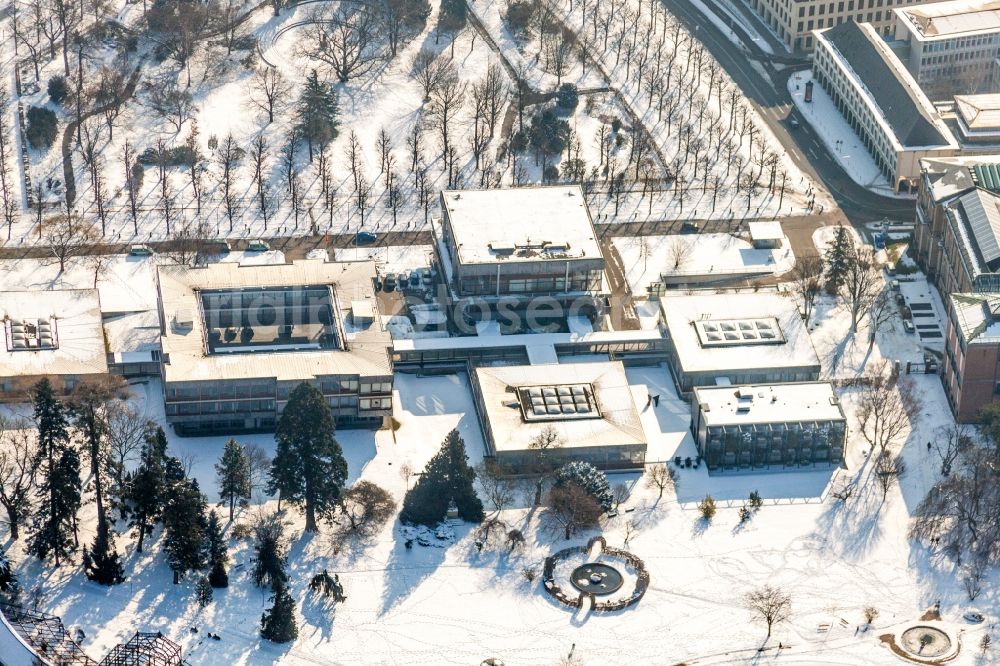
[4,340,989,665]
[788,71,910,199]
[613,232,795,293]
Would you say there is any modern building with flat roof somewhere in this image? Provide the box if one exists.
[691,382,847,473]
[658,292,821,394]
[953,94,1000,143]
[0,289,108,402]
[749,0,945,53]
[432,186,608,331]
[941,292,1000,420]
[914,157,1000,294]
[470,361,647,473]
[813,20,959,192]
[156,259,393,436]
[893,0,1000,96]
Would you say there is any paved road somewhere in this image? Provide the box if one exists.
[662,0,916,227]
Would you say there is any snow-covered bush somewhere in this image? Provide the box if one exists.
[554,461,612,511]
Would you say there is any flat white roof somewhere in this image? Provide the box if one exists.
[441,186,602,266]
[955,94,1000,130]
[473,362,646,452]
[897,0,1000,41]
[157,260,391,383]
[660,292,820,374]
[694,382,844,426]
[0,289,108,378]
[748,221,784,241]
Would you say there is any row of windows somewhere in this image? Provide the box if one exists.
[166,377,389,402]
[924,35,999,53]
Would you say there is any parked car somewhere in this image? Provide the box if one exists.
[247,239,270,251]
[420,267,434,287]
[382,274,397,292]
[206,239,231,254]
[873,233,887,249]
[789,115,800,129]
[409,270,421,289]
[128,244,154,257]
[397,272,409,290]
[964,611,985,624]
[903,320,915,334]
[356,231,377,245]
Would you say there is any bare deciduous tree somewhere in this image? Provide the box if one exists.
[249,134,272,227]
[528,425,563,506]
[412,48,448,102]
[0,417,36,540]
[301,6,384,83]
[667,236,694,271]
[142,80,197,133]
[0,80,16,240]
[44,214,97,273]
[338,480,395,534]
[546,483,602,540]
[857,359,920,455]
[791,256,823,324]
[247,66,292,124]
[743,585,792,639]
[428,64,465,163]
[873,451,906,502]
[867,290,897,351]
[475,460,517,514]
[910,446,1000,564]
[934,424,973,478]
[216,133,244,231]
[644,462,677,500]
[840,245,882,333]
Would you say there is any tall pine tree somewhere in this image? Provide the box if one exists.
[400,429,484,526]
[28,379,81,566]
[0,543,19,600]
[296,70,340,160]
[127,426,169,552]
[163,477,208,584]
[70,378,127,585]
[268,383,348,532]
[83,522,125,585]
[206,510,229,588]
[260,579,298,643]
[215,439,251,521]
[824,225,852,294]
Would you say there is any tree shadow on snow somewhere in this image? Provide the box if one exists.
[811,463,885,560]
[376,522,456,616]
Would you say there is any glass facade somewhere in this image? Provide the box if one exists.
[698,420,846,472]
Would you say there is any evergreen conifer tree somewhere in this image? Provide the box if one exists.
[127,426,169,552]
[0,544,19,599]
[215,439,251,521]
[260,579,298,643]
[206,510,229,588]
[268,383,348,531]
[196,576,213,607]
[163,477,208,584]
[252,513,288,590]
[29,381,82,566]
[400,429,484,526]
[83,523,125,585]
[296,70,340,160]
[554,462,613,511]
[824,225,852,293]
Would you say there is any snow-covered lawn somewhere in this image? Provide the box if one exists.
[5,355,991,665]
[613,232,795,293]
[788,71,911,199]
